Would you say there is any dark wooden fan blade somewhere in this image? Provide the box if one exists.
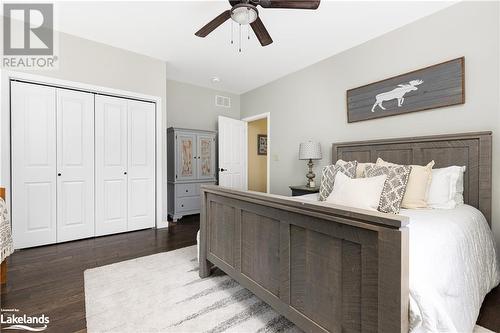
[195,10,231,37]
[229,0,240,6]
[259,0,320,9]
[250,17,273,46]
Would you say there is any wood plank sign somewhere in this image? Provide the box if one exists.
[346,57,465,123]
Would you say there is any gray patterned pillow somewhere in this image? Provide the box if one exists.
[318,160,357,201]
[365,164,412,214]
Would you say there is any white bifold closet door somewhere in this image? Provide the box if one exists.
[11,82,58,248]
[127,99,156,231]
[11,82,95,248]
[56,89,95,242]
[95,95,155,236]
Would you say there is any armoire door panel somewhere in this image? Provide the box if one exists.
[11,81,57,248]
[197,134,216,180]
[127,100,155,231]
[56,89,95,242]
[176,133,197,181]
[95,95,128,236]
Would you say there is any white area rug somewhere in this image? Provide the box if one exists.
[84,246,494,333]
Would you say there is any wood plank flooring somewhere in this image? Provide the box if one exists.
[0,215,199,333]
[0,214,498,333]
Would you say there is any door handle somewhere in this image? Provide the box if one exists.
[57,173,62,176]
[124,172,127,175]
[220,168,227,172]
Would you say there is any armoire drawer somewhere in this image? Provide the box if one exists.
[176,183,199,198]
[176,196,201,212]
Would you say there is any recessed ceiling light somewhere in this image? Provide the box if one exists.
[211,76,221,84]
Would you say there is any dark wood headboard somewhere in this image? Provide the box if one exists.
[332,132,492,225]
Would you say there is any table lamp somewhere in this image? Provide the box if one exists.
[299,141,322,187]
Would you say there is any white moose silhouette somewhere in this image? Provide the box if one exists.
[371,79,424,112]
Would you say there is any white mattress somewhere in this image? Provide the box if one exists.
[293,193,500,333]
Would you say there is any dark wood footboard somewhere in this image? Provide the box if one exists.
[199,185,409,333]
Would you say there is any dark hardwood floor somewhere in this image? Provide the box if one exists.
[0,215,199,333]
[1,214,499,333]
[478,284,500,332]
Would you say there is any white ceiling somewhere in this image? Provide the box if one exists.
[55,1,455,94]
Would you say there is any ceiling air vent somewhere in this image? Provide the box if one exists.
[215,95,231,108]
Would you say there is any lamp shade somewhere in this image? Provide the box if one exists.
[299,141,322,160]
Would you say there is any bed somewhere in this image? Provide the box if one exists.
[199,131,499,333]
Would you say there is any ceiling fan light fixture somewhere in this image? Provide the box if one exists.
[230,4,258,25]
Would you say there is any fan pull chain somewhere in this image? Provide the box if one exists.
[247,8,250,40]
[230,20,234,44]
[239,24,242,52]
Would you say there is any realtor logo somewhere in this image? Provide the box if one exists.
[2,3,58,69]
[1,308,49,331]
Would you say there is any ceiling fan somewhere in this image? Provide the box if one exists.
[195,0,321,47]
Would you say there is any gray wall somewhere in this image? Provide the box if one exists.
[241,2,500,249]
[167,79,240,131]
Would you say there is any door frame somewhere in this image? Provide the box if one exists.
[0,70,167,229]
[241,112,270,194]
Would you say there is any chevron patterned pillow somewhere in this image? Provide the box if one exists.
[318,160,357,201]
[365,164,412,214]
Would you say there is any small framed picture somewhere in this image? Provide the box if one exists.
[258,134,267,155]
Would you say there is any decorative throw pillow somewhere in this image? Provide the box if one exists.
[356,162,376,178]
[326,172,387,211]
[318,160,357,201]
[376,158,435,209]
[427,166,466,209]
[337,159,375,178]
[365,164,412,214]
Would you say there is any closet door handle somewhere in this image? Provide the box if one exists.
[124,172,127,175]
[57,173,62,176]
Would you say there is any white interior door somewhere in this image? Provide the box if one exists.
[218,116,247,190]
[95,95,128,236]
[127,100,155,231]
[56,89,95,242]
[11,81,57,248]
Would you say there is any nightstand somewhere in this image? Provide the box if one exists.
[289,185,320,197]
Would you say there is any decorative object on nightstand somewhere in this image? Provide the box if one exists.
[299,141,322,187]
[289,185,320,197]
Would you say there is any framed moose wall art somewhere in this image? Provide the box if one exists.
[346,57,465,122]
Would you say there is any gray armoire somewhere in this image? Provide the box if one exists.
[167,127,217,222]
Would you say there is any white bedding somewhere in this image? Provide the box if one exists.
[294,193,500,333]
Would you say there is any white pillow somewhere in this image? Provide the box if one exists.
[326,172,387,211]
[427,166,466,209]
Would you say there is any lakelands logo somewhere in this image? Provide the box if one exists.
[2,3,58,69]
[1,308,49,331]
